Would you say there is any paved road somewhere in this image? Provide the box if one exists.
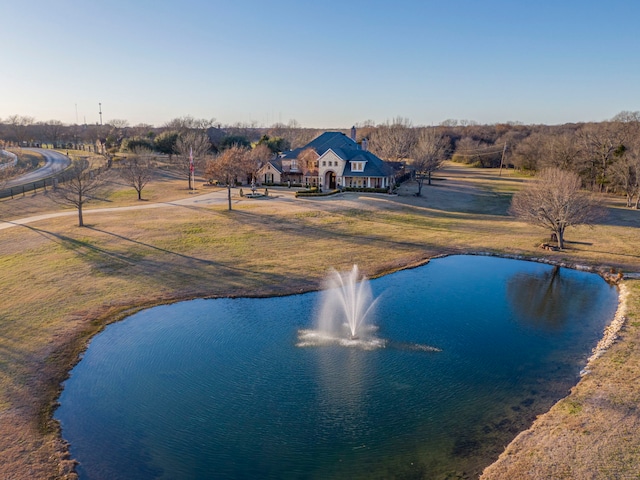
[0,188,271,231]
[5,148,71,188]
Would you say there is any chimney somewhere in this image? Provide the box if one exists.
[362,138,368,152]
[350,125,356,142]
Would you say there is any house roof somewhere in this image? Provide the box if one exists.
[281,132,357,159]
[339,149,395,177]
[260,158,282,173]
[278,130,395,179]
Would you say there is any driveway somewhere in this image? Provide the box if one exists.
[0,188,237,231]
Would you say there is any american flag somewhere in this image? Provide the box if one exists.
[189,147,194,173]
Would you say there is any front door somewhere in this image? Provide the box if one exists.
[325,171,336,189]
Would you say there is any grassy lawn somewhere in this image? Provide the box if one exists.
[0,162,639,479]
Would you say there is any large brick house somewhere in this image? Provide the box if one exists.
[257,128,396,190]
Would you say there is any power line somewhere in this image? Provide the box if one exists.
[453,149,504,157]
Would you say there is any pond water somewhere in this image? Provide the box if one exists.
[56,255,617,479]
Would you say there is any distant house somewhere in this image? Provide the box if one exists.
[257,127,396,190]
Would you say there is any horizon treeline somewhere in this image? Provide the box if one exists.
[1,112,640,205]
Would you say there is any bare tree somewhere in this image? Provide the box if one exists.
[410,128,449,195]
[298,147,319,175]
[174,131,211,190]
[6,115,35,146]
[542,132,583,171]
[164,116,215,133]
[245,144,272,184]
[610,140,640,208]
[40,120,65,148]
[204,145,248,210]
[509,168,604,249]
[578,122,623,192]
[118,148,155,200]
[51,157,111,226]
[368,117,417,161]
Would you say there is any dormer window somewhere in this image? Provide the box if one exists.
[350,161,366,172]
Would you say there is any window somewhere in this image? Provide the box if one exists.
[322,160,326,166]
[291,159,298,171]
[351,161,365,172]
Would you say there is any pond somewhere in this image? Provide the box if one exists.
[56,255,617,479]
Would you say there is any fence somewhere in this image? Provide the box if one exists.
[0,177,59,200]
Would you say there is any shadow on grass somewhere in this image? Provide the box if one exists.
[223,208,458,260]
[6,222,318,296]
[596,205,640,228]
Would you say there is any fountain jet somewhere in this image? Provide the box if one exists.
[319,265,378,339]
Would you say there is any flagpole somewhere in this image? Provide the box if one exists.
[189,147,194,191]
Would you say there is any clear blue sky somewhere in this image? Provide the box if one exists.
[2,0,639,128]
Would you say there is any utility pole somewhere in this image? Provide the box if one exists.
[99,103,103,126]
[499,142,507,176]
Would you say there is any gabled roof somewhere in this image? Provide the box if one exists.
[260,158,283,173]
[281,132,357,159]
[317,147,395,178]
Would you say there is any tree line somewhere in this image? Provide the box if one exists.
[362,113,640,208]
[3,112,639,207]
[3,112,639,233]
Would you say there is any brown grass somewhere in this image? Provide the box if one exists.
[0,162,639,479]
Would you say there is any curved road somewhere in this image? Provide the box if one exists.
[5,148,71,188]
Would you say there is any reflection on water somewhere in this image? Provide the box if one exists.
[507,266,595,330]
[316,347,370,440]
[55,256,618,479]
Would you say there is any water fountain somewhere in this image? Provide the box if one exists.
[297,265,384,349]
[55,256,618,479]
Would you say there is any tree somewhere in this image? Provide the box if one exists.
[410,128,449,196]
[118,149,155,200]
[245,143,272,184]
[368,117,417,161]
[610,141,640,208]
[257,134,290,153]
[542,132,582,171]
[509,168,604,249]
[41,120,65,147]
[6,115,35,145]
[164,116,215,133]
[218,135,251,150]
[121,136,154,152]
[174,131,211,190]
[204,145,248,210]
[578,122,623,192]
[609,112,640,208]
[298,147,319,177]
[154,131,179,156]
[51,157,111,227]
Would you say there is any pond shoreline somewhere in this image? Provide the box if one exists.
[50,252,629,479]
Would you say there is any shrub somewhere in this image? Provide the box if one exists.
[295,189,339,198]
[343,187,390,194]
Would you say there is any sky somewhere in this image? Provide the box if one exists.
[2,0,639,128]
